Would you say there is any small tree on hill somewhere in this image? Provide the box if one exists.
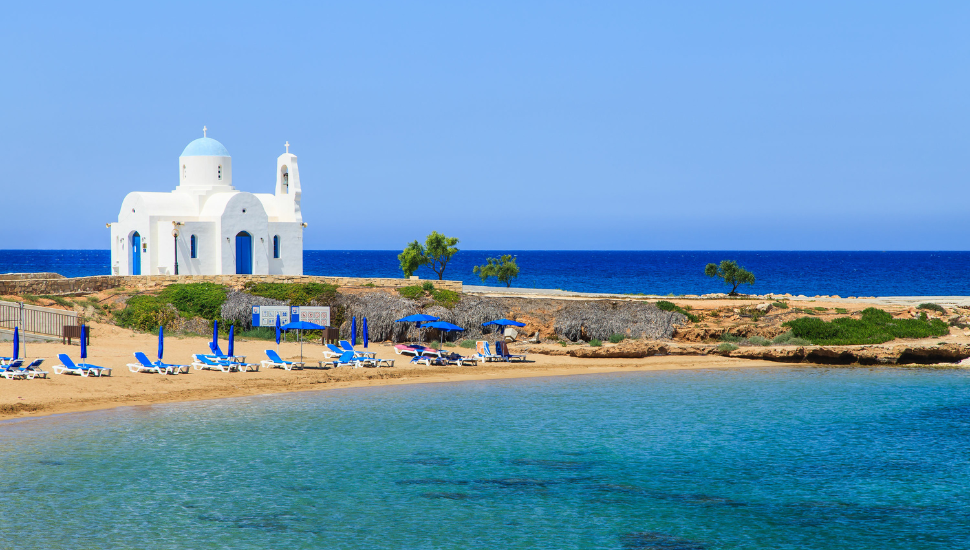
[424,231,460,280]
[398,240,426,278]
[704,260,755,296]
[473,255,520,287]
[399,232,460,280]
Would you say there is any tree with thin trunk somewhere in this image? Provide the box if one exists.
[704,260,755,296]
[398,240,426,278]
[474,255,520,287]
[423,231,460,280]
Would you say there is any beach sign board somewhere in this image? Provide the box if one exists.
[252,306,291,328]
[293,306,331,326]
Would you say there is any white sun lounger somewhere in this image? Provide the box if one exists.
[53,354,111,377]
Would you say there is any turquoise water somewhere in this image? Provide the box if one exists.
[2,368,969,549]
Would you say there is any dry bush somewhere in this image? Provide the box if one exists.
[554,301,685,341]
[220,290,287,329]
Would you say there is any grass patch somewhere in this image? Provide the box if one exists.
[783,307,949,346]
[243,282,338,306]
[771,301,789,309]
[720,333,742,343]
[813,307,827,312]
[608,333,626,344]
[743,335,770,346]
[398,285,425,300]
[38,295,72,307]
[717,343,738,352]
[235,326,280,341]
[835,308,848,314]
[158,283,228,319]
[589,339,603,347]
[21,294,40,304]
[655,300,700,322]
[771,331,813,346]
[431,289,461,308]
[459,339,477,349]
[918,303,946,314]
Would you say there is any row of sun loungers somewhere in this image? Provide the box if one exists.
[2,339,528,380]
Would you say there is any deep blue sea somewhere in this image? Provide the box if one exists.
[2,368,969,549]
[1,250,969,296]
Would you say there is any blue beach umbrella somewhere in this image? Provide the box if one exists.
[281,321,327,361]
[158,325,164,361]
[482,319,526,328]
[228,325,235,358]
[363,317,369,348]
[394,314,439,343]
[12,326,18,360]
[212,320,218,351]
[80,324,88,361]
[275,314,282,350]
[351,316,357,346]
[423,321,464,343]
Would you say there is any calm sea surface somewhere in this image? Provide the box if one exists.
[1,250,969,296]
[2,368,969,549]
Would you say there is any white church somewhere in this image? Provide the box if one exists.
[109,129,305,276]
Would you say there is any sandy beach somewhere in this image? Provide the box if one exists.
[0,320,785,422]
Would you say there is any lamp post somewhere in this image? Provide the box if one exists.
[172,222,183,275]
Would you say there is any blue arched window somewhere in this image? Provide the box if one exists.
[273,235,281,259]
[190,235,197,258]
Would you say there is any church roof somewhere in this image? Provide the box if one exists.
[181,137,230,157]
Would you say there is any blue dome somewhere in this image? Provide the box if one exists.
[180,137,230,157]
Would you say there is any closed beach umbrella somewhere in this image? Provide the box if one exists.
[363,317,369,348]
[12,326,18,360]
[80,324,88,360]
[351,316,357,346]
[212,320,218,351]
[275,314,282,348]
[228,324,235,358]
[158,325,164,361]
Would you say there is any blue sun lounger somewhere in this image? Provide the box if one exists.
[53,354,111,377]
[130,352,188,374]
[262,349,304,370]
[495,341,527,362]
[339,340,376,358]
[0,359,26,380]
[17,358,48,379]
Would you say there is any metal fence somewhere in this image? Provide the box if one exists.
[0,300,79,337]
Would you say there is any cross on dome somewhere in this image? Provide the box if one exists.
[285,141,290,154]
[203,125,207,137]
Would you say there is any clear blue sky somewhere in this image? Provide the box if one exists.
[1,1,967,250]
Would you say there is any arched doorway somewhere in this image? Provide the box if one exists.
[235,231,253,274]
[131,232,142,275]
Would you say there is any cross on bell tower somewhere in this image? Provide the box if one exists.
[285,141,290,154]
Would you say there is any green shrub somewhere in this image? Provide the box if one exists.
[115,295,179,332]
[398,285,425,300]
[422,281,435,292]
[430,289,461,308]
[771,301,789,309]
[835,308,848,314]
[772,332,813,346]
[919,303,946,314]
[243,282,337,306]
[720,333,742,343]
[814,307,827,312]
[655,300,700,322]
[744,335,770,346]
[589,339,603,347]
[235,327,279,341]
[459,339,477,349]
[717,343,738,352]
[39,295,72,307]
[783,307,949,345]
[608,333,626,344]
[158,283,228,319]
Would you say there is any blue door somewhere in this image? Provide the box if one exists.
[131,232,141,275]
[235,231,252,274]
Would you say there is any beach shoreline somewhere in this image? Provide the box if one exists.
[0,326,786,422]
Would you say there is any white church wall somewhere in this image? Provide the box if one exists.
[178,155,232,190]
[266,222,303,275]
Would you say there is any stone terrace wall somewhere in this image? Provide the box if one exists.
[0,274,461,296]
[0,272,66,281]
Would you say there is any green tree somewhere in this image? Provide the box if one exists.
[423,231,460,280]
[398,240,426,278]
[473,255,520,287]
[704,260,755,295]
